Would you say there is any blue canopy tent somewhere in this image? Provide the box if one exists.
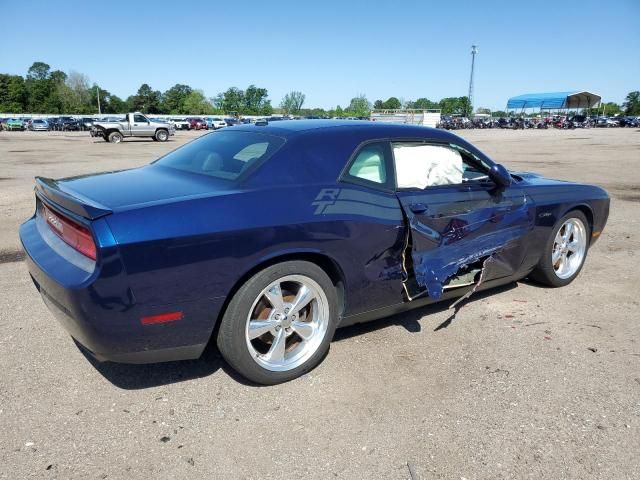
[506,91,601,111]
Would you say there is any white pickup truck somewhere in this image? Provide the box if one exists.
[91,112,175,143]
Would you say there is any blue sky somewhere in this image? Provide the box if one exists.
[1,0,638,110]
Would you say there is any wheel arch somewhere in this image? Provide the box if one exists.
[209,250,347,346]
[562,203,594,238]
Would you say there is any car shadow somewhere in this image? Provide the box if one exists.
[334,282,518,341]
[79,340,235,390]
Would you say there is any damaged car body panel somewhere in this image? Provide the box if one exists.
[391,140,535,301]
[397,187,535,300]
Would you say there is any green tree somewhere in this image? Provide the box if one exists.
[373,99,384,110]
[417,98,438,109]
[219,87,245,113]
[0,74,27,112]
[439,96,470,116]
[182,90,214,115]
[335,105,343,117]
[109,95,127,113]
[131,83,162,113]
[26,62,51,81]
[602,102,622,116]
[280,91,306,114]
[623,91,640,115]
[161,84,193,114]
[244,85,272,115]
[382,96,401,109]
[25,61,53,112]
[346,95,371,117]
[476,107,491,115]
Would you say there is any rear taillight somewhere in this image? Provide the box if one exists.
[41,204,97,260]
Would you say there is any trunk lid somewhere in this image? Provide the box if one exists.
[42,165,234,213]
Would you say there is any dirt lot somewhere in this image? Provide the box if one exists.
[0,128,639,479]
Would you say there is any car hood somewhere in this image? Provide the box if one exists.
[53,164,236,211]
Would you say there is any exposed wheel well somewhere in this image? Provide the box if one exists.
[565,205,594,238]
[210,252,346,346]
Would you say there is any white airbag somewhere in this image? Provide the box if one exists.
[394,144,463,189]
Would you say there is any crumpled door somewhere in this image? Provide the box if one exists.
[396,184,534,300]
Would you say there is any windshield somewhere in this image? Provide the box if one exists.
[154,130,285,181]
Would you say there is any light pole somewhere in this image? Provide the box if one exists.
[468,45,478,117]
[96,86,101,115]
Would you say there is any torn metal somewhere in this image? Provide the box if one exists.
[448,255,494,310]
[400,194,532,301]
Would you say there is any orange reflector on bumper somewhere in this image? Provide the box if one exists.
[141,311,183,325]
[592,231,601,238]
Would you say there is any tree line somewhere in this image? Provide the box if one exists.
[1,62,638,117]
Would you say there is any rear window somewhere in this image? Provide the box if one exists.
[154,130,285,181]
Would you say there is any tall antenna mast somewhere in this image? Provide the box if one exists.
[468,45,478,116]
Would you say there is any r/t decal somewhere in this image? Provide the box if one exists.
[312,188,340,214]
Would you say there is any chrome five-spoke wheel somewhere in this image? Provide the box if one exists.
[552,218,587,279]
[246,275,329,372]
[217,261,337,384]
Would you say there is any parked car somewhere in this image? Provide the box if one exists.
[91,112,174,143]
[617,116,639,128]
[595,117,618,128]
[20,121,611,384]
[5,118,25,131]
[224,117,241,126]
[79,118,96,131]
[57,117,81,131]
[186,117,208,130]
[46,117,60,130]
[169,118,191,130]
[205,117,227,130]
[29,119,50,131]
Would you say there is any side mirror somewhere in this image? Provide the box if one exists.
[488,163,512,188]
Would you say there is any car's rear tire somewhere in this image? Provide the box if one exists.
[529,210,590,287]
[108,131,123,143]
[217,261,338,385]
[155,129,169,142]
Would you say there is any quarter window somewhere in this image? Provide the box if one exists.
[347,143,388,184]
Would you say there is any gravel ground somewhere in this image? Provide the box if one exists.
[0,128,638,479]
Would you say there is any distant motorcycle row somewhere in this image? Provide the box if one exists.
[437,115,640,130]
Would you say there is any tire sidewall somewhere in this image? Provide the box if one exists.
[109,132,123,143]
[217,261,338,385]
[156,129,168,141]
[539,210,590,287]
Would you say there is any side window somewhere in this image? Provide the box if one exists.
[346,143,388,185]
[134,114,148,123]
[393,143,488,189]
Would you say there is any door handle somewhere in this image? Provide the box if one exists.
[409,203,428,214]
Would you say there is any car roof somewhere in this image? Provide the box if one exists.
[233,120,492,188]
[232,119,458,141]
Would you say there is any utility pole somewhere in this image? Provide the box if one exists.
[96,86,101,115]
[468,45,478,117]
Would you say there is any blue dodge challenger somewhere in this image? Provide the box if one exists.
[20,120,609,384]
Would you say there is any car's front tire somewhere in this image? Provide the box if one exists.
[217,261,338,385]
[108,131,123,143]
[529,210,590,287]
[155,129,169,142]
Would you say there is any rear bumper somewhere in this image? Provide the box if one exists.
[20,216,220,364]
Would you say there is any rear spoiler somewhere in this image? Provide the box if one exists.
[34,177,112,220]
